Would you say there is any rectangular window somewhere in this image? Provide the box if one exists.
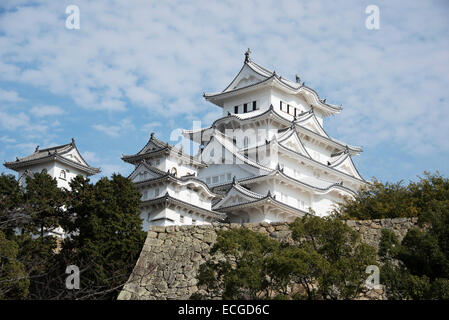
[227,173,232,181]
[234,106,238,114]
[219,174,225,182]
[154,187,160,197]
[222,145,226,162]
[280,101,283,111]
[243,103,248,113]
[287,104,290,114]
[180,215,184,224]
[212,176,219,184]
[192,219,196,225]
[294,108,297,117]
[252,101,257,110]
[206,177,211,184]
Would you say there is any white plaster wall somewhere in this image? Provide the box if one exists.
[198,164,253,187]
[222,88,270,116]
[270,87,309,117]
[17,161,86,190]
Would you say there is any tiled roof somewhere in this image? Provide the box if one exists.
[4,139,100,175]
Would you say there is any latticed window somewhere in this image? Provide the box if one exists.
[59,170,66,180]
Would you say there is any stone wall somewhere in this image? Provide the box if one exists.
[118,218,418,300]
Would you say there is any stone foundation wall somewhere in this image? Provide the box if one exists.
[118,218,418,300]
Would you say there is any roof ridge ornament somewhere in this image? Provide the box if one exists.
[35,145,39,153]
[244,48,251,63]
[295,74,301,83]
[150,132,155,139]
[71,138,75,145]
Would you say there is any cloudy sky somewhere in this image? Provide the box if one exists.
[0,0,448,183]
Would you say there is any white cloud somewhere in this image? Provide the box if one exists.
[30,105,65,117]
[141,121,161,133]
[81,151,100,164]
[0,111,29,130]
[0,89,24,103]
[93,118,135,136]
[0,135,16,143]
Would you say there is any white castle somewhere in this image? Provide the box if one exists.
[122,50,367,230]
[4,51,366,231]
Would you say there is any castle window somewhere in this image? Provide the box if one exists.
[59,170,66,180]
[227,173,232,181]
[206,177,211,184]
[154,187,160,197]
[180,215,184,224]
[287,104,290,114]
[252,101,257,110]
[234,106,238,114]
[192,219,196,225]
[280,101,283,111]
[243,103,248,113]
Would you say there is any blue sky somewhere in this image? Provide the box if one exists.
[0,0,448,183]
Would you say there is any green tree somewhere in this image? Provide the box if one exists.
[0,173,24,236]
[289,215,377,299]
[195,228,279,299]
[0,230,29,299]
[194,216,376,300]
[56,174,146,299]
[336,172,449,221]
[23,172,65,237]
[379,205,449,300]
[334,178,419,220]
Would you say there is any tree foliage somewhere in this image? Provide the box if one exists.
[379,207,449,300]
[0,172,145,300]
[0,230,29,299]
[194,215,377,300]
[335,172,449,220]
